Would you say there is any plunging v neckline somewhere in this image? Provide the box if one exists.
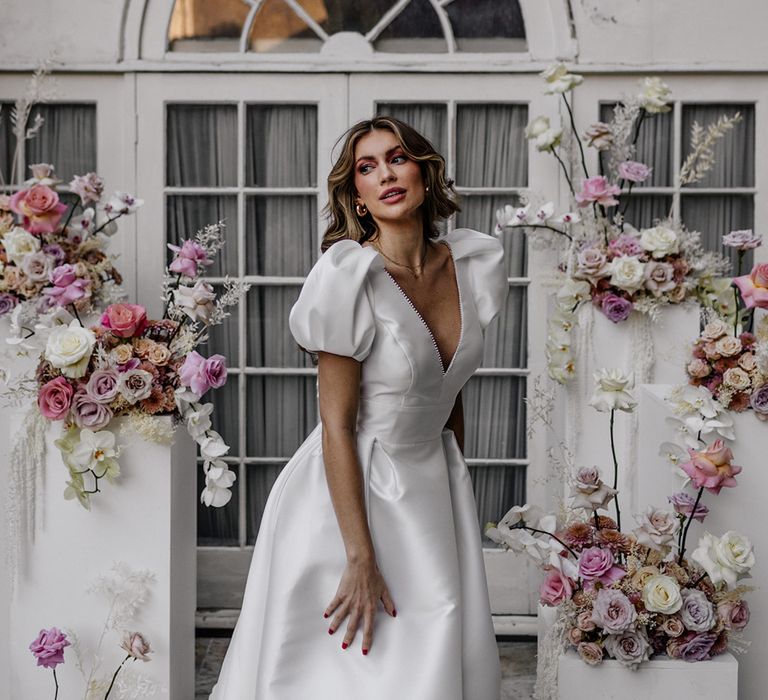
[376,239,464,376]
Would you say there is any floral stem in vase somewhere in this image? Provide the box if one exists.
[609,409,621,531]
[678,486,705,565]
[104,654,131,699]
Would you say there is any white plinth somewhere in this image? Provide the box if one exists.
[637,384,763,699]
[558,649,738,699]
[4,413,197,699]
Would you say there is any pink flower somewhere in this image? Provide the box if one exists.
[167,240,213,278]
[680,439,742,495]
[9,185,68,234]
[69,172,104,205]
[100,303,148,338]
[577,546,626,587]
[575,176,621,208]
[29,627,70,669]
[204,354,227,389]
[38,377,74,420]
[179,351,227,396]
[733,263,768,309]
[618,160,652,183]
[722,229,761,251]
[49,263,78,288]
[71,389,114,430]
[120,631,153,661]
[539,567,574,606]
[43,278,92,307]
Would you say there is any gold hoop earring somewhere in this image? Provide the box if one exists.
[355,202,368,217]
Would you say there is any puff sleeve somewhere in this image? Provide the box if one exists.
[447,227,507,329]
[288,239,378,362]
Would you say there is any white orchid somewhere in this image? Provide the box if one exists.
[498,503,544,528]
[185,402,214,439]
[588,369,637,413]
[555,278,591,312]
[202,458,237,507]
[198,431,230,460]
[70,428,120,478]
[104,191,144,216]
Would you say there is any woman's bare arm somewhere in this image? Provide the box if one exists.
[316,350,396,654]
[444,389,465,453]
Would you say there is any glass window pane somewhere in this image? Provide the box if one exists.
[197,460,239,545]
[246,375,319,455]
[246,463,287,544]
[166,195,239,276]
[600,103,673,187]
[482,287,526,368]
[24,104,97,183]
[456,104,528,187]
[247,285,315,368]
[166,104,237,187]
[681,194,754,275]
[248,0,324,53]
[464,375,526,460]
[457,195,527,277]
[206,284,240,366]
[312,0,390,35]
[168,0,247,52]
[613,194,673,231]
[682,104,754,188]
[209,380,240,458]
[246,104,317,187]
[472,465,526,544]
[375,0,446,53]
[446,0,526,53]
[375,103,448,159]
[245,195,317,276]
[0,101,14,186]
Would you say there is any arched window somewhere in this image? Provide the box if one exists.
[168,0,527,54]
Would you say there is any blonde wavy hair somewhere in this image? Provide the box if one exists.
[320,116,460,253]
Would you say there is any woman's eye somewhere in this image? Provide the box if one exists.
[392,155,406,163]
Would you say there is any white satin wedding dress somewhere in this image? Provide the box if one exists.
[209,226,506,700]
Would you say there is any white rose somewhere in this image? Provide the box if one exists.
[524,116,563,152]
[639,226,679,258]
[589,368,637,413]
[21,251,54,283]
[642,574,682,614]
[3,226,41,266]
[692,531,754,589]
[607,255,646,293]
[174,281,216,323]
[632,507,680,554]
[525,116,550,140]
[45,320,96,378]
[185,402,213,439]
[723,367,751,391]
[715,335,742,358]
[638,77,672,113]
[541,63,583,94]
[701,318,730,341]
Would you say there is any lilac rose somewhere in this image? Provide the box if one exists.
[601,293,633,323]
[750,384,768,421]
[0,292,19,316]
[679,589,715,632]
[204,354,228,389]
[668,492,709,522]
[49,263,78,287]
[675,631,718,662]
[608,233,644,257]
[72,389,114,430]
[604,628,651,668]
[85,368,120,403]
[43,243,67,266]
[591,588,637,633]
[578,547,625,587]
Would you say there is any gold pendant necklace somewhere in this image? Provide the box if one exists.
[371,240,428,276]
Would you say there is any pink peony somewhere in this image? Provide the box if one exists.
[575,176,621,208]
[9,184,68,234]
[539,567,574,606]
[38,377,74,420]
[29,627,70,669]
[100,303,148,338]
[733,263,768,309]
[680,439,742,495]
[618,160,652,183]
[167,240,213,278]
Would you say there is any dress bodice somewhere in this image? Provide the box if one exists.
[288,227,507,444]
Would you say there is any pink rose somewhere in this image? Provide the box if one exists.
[72,389,114,430]
[680,439,742,495]
[167,239,213,278]
[100,303,148,338]
[204,354,227,389]
[618,160,652,183]
[9,184,67,234]
[687,358,711,379]
[38,377,74,420]
[120,631,153,661]
[575,176,621,208]
[49,263,78,287]
[717,600,750,631]
[179,351,228,396]
[28,627,70,669]
[43,278,91,307]
[578,546,626,587]
[539,567,574,606]
[733,263,768,309]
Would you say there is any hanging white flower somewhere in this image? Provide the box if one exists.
[198,431,230,460]
[589,369,637,413]
[185,403,214,439]
[637,77,672,113]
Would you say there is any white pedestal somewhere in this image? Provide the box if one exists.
[558,649,738,699]
[4,414,197,699]
[637,384,763,699]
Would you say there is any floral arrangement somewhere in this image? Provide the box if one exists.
[34,221,249,509]
[0,162,138,322]
[495,64,741,384]
[487,368,754,668]
[28,562,164,699]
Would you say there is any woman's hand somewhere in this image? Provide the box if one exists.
[324,557,397,655]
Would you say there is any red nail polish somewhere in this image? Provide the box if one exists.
[362,648,368,655]
[341,642,348,649]
[328,628,334,635]
[393,609,397,617]
[323,612,329,618]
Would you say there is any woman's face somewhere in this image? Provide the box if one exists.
[352,128,426,227]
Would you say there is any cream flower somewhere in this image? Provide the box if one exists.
[174,281,216,323]
[638,77,672,113]
[715,335,742,358]
[117,369,154,404]
[642,574,682,614]
[3,226,41,266]
[639,225,679,258]
[701,318,730,341]
[632,507,680,554]
[555,278,591,311]
[540,63,584,94]
[607,255,646,293]
[524,116,563,152]
[692,531,754,589]
[589,368,637,413]
[185,402,214,439]
[723,367,751,391]
[70,428,119,477]
[45,320,97,379]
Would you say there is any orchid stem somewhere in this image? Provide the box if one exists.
[678,486,704,565]
[609,409,621,532]
[520,525,579,559]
